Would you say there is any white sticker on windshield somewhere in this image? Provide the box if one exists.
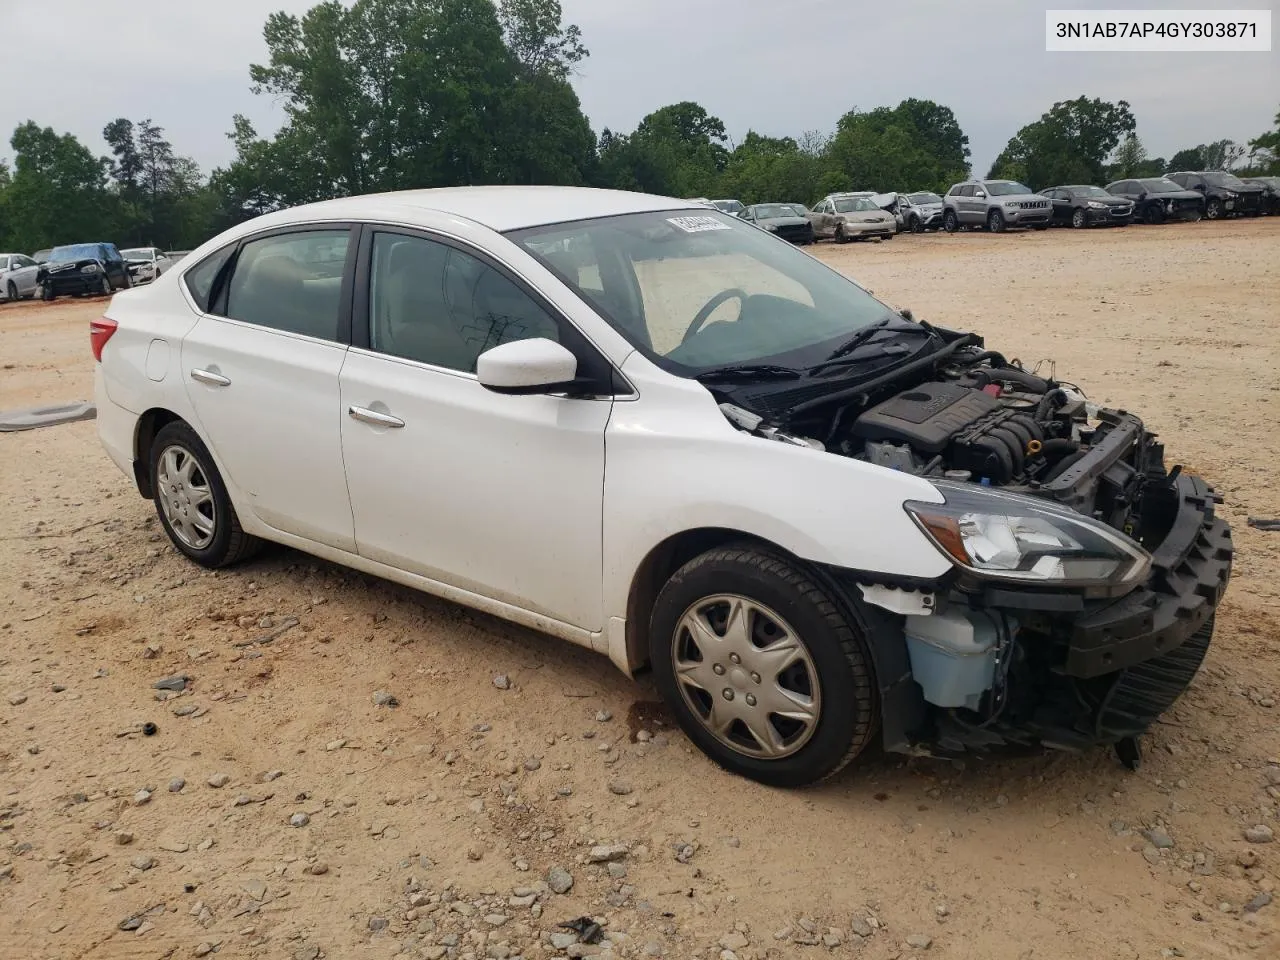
[667,215,731,233]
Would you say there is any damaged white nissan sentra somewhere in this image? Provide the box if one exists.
[94,187,1232,786]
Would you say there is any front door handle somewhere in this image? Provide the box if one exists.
[191,368,231,387]
[348,405,405,429]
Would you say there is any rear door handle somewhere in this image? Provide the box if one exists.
[191,368,231,387]
[348,405,405,429]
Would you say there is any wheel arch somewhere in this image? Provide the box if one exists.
[132,407,185,498]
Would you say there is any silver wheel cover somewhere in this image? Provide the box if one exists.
[672,594,821,760]
[157,444,217,550]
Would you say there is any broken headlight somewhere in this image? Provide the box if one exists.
[904,481,1151,587]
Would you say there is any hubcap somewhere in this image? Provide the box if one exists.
[672,594,821,760]
[156,444,216,549]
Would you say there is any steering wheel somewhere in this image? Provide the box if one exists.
[682,288,748,344]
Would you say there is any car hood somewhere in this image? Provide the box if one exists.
[758,215,810,228]
[992,193,1049,204]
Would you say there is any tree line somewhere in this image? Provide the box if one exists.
[1,0,1277,255]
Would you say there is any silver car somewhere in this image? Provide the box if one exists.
[807,195,896,242]
[0,253,41,302]
[942,179,1052,233]
[895,192,946,232]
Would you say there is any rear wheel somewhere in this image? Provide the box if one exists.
[150,421,262,568]
[987,208,1006,233]
[649,544,879,787]
[943,209,959,233]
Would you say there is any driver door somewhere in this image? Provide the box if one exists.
[338,227,613,631]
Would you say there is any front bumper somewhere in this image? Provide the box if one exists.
[846,222,894,237]
[1084,206,1133,225]
[43,272,103,294]
[1003,206,1052,225]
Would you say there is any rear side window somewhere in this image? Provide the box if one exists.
[224,230,350,341]
[183,246,236,313]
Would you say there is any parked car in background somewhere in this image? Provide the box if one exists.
[895,192,946,232]
[1040,185,1134,228]
[739,203,815,244]
[871,193,904,232]
[1165,170,1265,219]
[943,180,1052,233]
[1240,176,1280,214]
[37,243,132,301]
[0,253,41,302]
[92,186,1231,786]
[710,199,746,216]
[122,247,173,285]
[807,195,896,242]
[1104,178,1204,223]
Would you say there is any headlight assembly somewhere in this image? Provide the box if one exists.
[1087,201,1106,209]
[904,481,1151,588]
[81,263,101,274]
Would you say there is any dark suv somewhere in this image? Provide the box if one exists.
[1040,185,1134,228]
[1105,178,1204,224]
[37,243,132,300]
[1165,171,1264,219]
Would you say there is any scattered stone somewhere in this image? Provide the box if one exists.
[372,690,398,707]
[907,934,934,949]
[588,844,629,863]
[1142,845,1162,865]
[153,675,188,692]
[674,844,695,864]
[935,903,950,918]
[308,862,329,875]
[133,790,152,806]
[169,778,186,793]
[823,929,844,948]
[643,940,663,957]
[294,947,320,960]
[1244,825,1275,844]
[325,739,346,752]
[26,744,39,755]
[290,813,311,828]
[551,932,578,949]
[1244,891,1272,913]
[131,856,155,871]
[7,693,26,706]
[466,846,483,861]
[51,684,66,693]
[1237,849,1260,868]
[1145,827,1175,850]
[159,839,189,853]
[115,831,134,846]
[194,943,214,957]
[606,862,628,879]
[850,917,873,938]
[1264,767,1280,787]
[368,916,389,933]
[485,913,509,927]
[608,780,633,796]
[523,757,542,772]
[595,710,612,722]
[207,773,230,789]
[172,704,198,717]
[719,932,749,951]
[119,916,143,932]
[547,866,574,894]
[263,770,284,782]
[493,674,511,690]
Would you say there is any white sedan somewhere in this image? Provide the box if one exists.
[94,187,1230,785]
[120,247,172,285]
[0,252,41,301]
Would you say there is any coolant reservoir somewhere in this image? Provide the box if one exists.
[903,609,1001,711]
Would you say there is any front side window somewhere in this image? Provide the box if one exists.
[224,230,349,340]
[368,232,561,374]
[511,210,897,372]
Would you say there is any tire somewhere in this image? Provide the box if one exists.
[5,281,15,303]
[834,224,849,244]
[882,232,893,241]
[1071,208,1088,229]
[649,544,879,787]
[987,208,1005,233]
[1205,199,1223,220]
[908,215,924,234]
[98,275,111,296]
[1143,204,1165,225]
[41,284,54,302]
[121,272,133,289]
[942,209,959,233]
[150,421,262,569]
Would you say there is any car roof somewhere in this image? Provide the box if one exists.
[250,187,704,234]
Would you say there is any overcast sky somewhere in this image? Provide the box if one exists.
[0,0,1275,183]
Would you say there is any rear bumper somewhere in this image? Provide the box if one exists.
[94,366,137,480]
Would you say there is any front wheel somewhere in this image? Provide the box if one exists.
[649,545,879,787]
[1071,208,1088,229]
[150,421,262,568]
[1205,199,1223,220]
[909,216,924,234]
[942,209,959,233]
[1144,204,1166,225]
[834,224,849,244]
[42,285,55,302]
[987,208,1006,233]
[5,281,15,303]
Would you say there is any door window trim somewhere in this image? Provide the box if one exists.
[351,223,632,398]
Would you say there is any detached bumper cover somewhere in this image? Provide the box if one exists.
[1063,473,1232,678]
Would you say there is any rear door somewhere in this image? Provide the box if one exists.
[13,255,39,296]
[956,185,978,224]
[180,225,357,551]
[338,227,614,630]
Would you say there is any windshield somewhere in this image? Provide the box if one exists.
[509,210,896,372]
[985,181,1033,196]
[834,198,878,213]
[1140,178,1181,193]
[1074,186,1112,199]
[751,204,800,219]
[785,203,808,217]
[712,200,745,214]
[121,248,153,260]
[48,244,104,263]
[907,192,942,205]
[1202,171,1246,188]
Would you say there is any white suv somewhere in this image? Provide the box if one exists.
[94,187,1230,785]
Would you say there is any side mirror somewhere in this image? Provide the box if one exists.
[477,338,580,395]
[974,191,986,199]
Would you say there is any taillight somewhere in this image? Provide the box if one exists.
[90,317,118,362]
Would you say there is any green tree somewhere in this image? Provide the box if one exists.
[989,96,1136,187]
[827,100,970,194]
[1110,132,1147,178]
[595,102,730,197]
[717,131,830,204]
[1247,106,1279,173]
[0,122,110,251]
[1166,147,1204,171]
[497,0,586,80]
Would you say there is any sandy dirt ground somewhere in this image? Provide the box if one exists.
[1,220,1278,960]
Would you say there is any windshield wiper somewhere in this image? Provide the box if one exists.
[820,318,893,363]
[693,364,803,384]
